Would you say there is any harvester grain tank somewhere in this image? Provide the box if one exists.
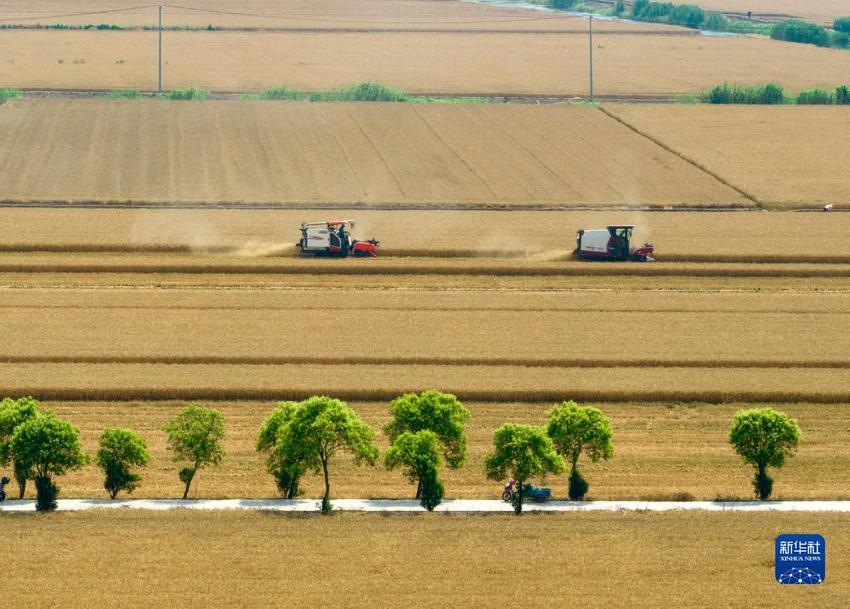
[575,225,654,262]
[298,220,380,257]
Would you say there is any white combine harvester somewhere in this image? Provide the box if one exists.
[575,225,655,262]
[297,220,380,257]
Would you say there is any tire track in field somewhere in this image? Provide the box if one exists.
[0,304,846,315]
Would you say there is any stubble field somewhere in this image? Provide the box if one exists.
[0,100,748,207]
[605,104,850,208]
[0,0,658,31]
[682,0,850,25]
[1,28,850,96]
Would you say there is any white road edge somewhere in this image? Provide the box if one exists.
[3,499,850,513]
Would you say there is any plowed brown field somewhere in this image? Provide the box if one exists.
[17,401,850,500]
[606,105,850,209]
[2,28,850,95]
[0,100,746,207]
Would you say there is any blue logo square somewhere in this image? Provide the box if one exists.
[775,534,825,584]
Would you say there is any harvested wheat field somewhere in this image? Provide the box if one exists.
[606,104,850,209]
[4,510,848,609]
[0,99,747,207]
[26,401,850,501]
[0,0,671,31]
[2,28,850,96]
[686,0,849,26]
[1,208,849,259]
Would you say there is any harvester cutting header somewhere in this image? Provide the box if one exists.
[575,225,655,262]
[298,220,380,257]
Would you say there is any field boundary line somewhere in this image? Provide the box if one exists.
[0,200,757,211]
[596,105,762,208]
[4,498,850,513]
[0,262,847,277]
[2,355,850,369]
[4,387,850,403]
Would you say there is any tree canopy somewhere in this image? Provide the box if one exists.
[385,430,444,511]
[256,401,303,498]
[546,401,613,500]
[0,396,41,498]
[164,403,225,499]
[96,428,150,499]
[385,390,469,470]
[277,396,378,513]
[729,407,801,500]
[485,423,564,514]
[10,412,86,511]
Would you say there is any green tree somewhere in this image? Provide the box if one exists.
[0,396,40,498]
[96,428,150,499]
[277,396,378,513]
[164,403,225,499]
[385,430,444,511]
[256,402,303,498]
[546,401,613,500]
[384,390,469,498]
[9,413,86,511]
[729,408,801,500]
[485,424,564,515]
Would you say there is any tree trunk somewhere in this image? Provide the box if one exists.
[515,478,523,515]
[415,476,423,500]
[182,464,197,500]
[321,453,331,512]
[14,460,26,499]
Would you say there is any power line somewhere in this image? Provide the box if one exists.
[162,3,585,26]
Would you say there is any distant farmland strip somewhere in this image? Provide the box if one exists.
[2,363,849,403]
[2,28,850,97]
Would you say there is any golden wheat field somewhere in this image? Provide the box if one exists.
[0,99,747,207]
[2,288,849,365]
[2,27,850,96]
[606,105,850,209]
[21,401,850,501]
[1,208,849,257]
[2,510,847,609]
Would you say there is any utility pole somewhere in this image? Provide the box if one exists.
[588,14,594,102]
[158,5,163,94]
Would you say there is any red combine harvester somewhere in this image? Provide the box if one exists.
[298,220,380,257]
[575,225,655,262]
